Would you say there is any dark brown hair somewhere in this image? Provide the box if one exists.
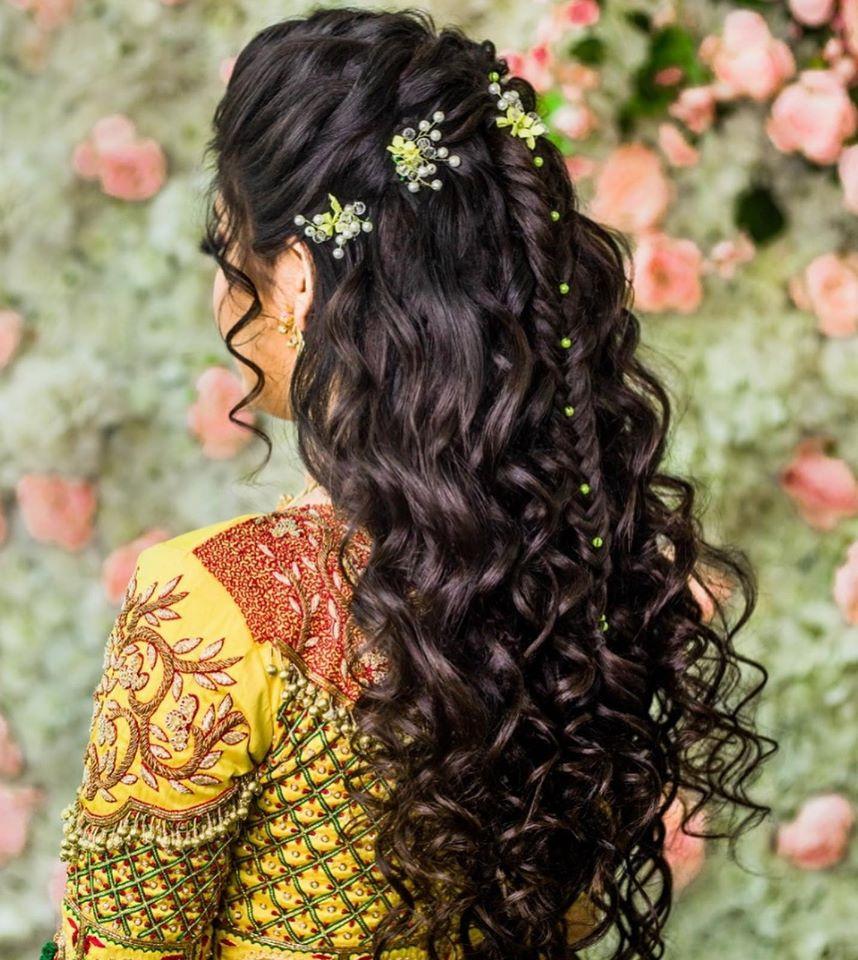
[200,8,776,958]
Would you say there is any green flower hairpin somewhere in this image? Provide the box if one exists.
[488,71,547,150]
[387,110,461,193]
[293,193,373,259]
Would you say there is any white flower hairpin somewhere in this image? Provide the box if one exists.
[387,110,461,193]
[293,193,373,259]
[488,70,547,150]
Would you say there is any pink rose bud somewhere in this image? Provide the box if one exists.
[15,473,97,550]
[658,123,700,168]
[833,541,858,625]
[776,794,855,870]
[187,366,255,460]
[669,85,717,134]
[779,438,858,530]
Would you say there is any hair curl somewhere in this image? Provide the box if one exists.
[200,8,776,959]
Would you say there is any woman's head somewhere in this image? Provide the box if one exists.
[202,7,775,959]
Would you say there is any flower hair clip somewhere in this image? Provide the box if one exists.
[293,193,373,259]
[387,110,461,193]
[488,71,547,150]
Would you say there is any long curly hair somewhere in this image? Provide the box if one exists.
[200,8,776,959]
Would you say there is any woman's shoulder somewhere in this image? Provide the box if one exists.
[148,503,377,701]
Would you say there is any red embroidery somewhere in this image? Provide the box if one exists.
[192,505,384,703]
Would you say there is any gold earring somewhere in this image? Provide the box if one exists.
[277,309,304,352]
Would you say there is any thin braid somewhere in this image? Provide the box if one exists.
[487,62,614,648]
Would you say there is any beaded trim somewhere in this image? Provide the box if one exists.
[58,770,264,860]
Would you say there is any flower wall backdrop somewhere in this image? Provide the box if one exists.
[1,1,857,957]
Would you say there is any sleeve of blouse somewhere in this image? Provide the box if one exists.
[43,538,278,960]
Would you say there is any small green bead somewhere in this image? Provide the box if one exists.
[550,210,561,222]
[592,536,604,548]
[579,482,591,495]
[534,156,544,168]
[564,405,575,417]
[559,281,570,295]
[600,617,609,632]
[489,71,500,82]
[560,336,572,348]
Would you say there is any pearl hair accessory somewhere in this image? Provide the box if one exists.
[293,193,373,260]
[386,110,461,192]
[487,70,547,150]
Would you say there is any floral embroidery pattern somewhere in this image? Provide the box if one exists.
[83,566,250,804]
[192,504,389,703]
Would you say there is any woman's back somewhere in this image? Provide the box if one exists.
[52,501,415,959]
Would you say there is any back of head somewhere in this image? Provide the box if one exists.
[203,7,774,959]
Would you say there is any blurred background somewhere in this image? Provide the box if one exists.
[1,0,857,957]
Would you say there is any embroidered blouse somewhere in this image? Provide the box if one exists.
[46,501,595,960]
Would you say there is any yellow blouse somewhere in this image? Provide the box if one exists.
[46,501,595,960]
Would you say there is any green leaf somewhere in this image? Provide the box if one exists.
[624,10,652,32]
[734,184,787,244]
[568,35,606,66]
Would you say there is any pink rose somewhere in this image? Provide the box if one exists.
[0,309,23,368]
[791,253,858,338]
[779,438,858,530]
[699,11,795,101]
[663,796,707,892]
[669,85,717,134]
[777,794,855,870]
[73,114,167,201]
[658,123,699,167]
[561,0,599,27]
[16,473,97,550]
[0,712,23,778]
[0,784,42,867]
[187,366,255,460]
[99,139,167,201]
[834,541,858,624]
[552,102,597,140]
[767,70,858,165]
[632,233,704,315]
[705,234,756,280]
[535,1,599,46]
[838,144,858,214]
[789,0,837,26]
[591,143,672,234]
[500,44,554,93]
[102,528,172,605]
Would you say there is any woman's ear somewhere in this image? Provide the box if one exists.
[291,240,314,335]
